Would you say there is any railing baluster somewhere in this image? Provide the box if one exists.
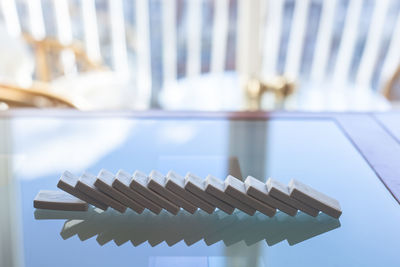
[109,0,128,72]
[310,0,337,83]
[186,0,202,77]
[379,11,400,91]
[53,0,77,76]
[81,0,101,63]
[236,0,262,76]
[1,0,21,37]
[284,0,310,78]
[27,0,46,40]
[54,0,73,45]
[355,0,390,88]
[333,0,363,84]
[210,0,229,73]
[135,0,152,108]
[161,0,177,84]
[261,0,284,77]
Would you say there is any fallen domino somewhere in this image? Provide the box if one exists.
[245,176,297,216]
[76,172,127,213]
[288,179,342,219]
[224,175,276,217]
[185,173,234,214]
[113,170,163,214]
[205,175,256,215]
[34,190,88,211]
[34,169,342,219]
[57,171,108,210]
[96,169,145,214]
[166,171,216,214]
[130,170,179,214]
[266,178,319,217]
[149,170,197,214]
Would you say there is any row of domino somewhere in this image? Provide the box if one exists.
[34,169,342,218]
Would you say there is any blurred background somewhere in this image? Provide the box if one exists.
[0,0,400,111]
[1,1,400,266]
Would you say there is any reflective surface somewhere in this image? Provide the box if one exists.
[1,116,400,266]
[34,209,340,248]
[375,113,400,143]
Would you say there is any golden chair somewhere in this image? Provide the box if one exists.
[0,83,76,108]
[0,33,106,109]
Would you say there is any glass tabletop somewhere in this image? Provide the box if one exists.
[0,116,399,266]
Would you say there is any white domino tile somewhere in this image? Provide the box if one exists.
[166,171,215,214]
[130,170,180,215]
[205,175,256,216]
[185,173,235,214]
[34,190,88,211]
[148,170,197,214]
[224,175,276,217]
[245,176,298,216]
[50,169,342,219]
[57,171,108,210]
[95,169,144,214]
[112,170,162,214]
[266,178,319,217]
[289,179,342,219]
[76,172,127,213]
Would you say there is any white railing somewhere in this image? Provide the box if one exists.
[161,0,177,84]
[0,0,399,107]
[210,0,229,73]
[309,0,336,83]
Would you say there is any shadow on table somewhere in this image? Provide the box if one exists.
[35,208,340,247]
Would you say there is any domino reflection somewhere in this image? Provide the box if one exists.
[35,208,340,247]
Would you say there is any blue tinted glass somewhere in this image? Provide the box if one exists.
[1,117,399,267]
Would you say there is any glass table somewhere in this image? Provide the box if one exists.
[0,111,399,266]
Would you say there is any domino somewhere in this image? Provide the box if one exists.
[112,170,162,214]
[185,173,235,214]
[95,169,145,214]
[244,176,298,216]
[33,190,88,211]
[148,170,197,214]
[130,170,180,215]
[76,172,127,213]
[224,175,276,217]
[165,171,215,214]
[205,175,256,216]
[289,179,342,219]
[57,171,108,210]
[266,178,319,217]
[40,169,343,219]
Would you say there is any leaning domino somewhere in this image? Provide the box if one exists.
[35,169,342,219]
